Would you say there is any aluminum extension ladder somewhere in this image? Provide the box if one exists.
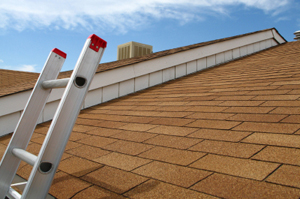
[0,34,107,199]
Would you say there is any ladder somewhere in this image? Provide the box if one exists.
[0,34,107,199]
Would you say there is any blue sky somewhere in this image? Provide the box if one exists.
[0,0,300,73]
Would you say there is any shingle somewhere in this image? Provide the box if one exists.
[72,125,98,132]
[149,118,195,126]
[103,140,154,155]
[252,146,300,165]
[119,123,158,131]
[218,100,265,106]
[242,133,300,148]
[189,140,264,158]
[281,115,300,123]
[73,185,126,199]
[94,152,151,171]
[270,107,300,114]
[133,161,212,188]
[192,173,300,199]
[188,129,252,142]
[187,119,241,130]
[266,165,300,188]
[148,125,198,136]
[223,106,275,114]
[0,144,7,159]
[49,171,91,199]
[185,106,228,113]
[252,95,300,101]
[125,179,218,199]
[86,127,124,136]
[227,113,287,122]
[110,130,157,142]
[78,136,117,148]
[139,146,205,166]
[261,101,300,107]
[190,154,279,180]
[144,134,201,149]
[186,112,234,120]
[58,156,102,177]
[66,145,110,160]
[82,166,148,194]
[233,122,300,134]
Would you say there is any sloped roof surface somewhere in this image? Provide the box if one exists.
[0,28,284,97]
[1,43,300,198]
[0,69,39,96]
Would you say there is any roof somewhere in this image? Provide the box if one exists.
[1,39,300,198]
[0,28,285,97]
[0,69,39,96]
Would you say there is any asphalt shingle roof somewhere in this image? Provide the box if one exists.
[1,38,300,198]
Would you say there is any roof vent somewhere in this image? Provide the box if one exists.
[294,30,300,41]
[117,41,153,60]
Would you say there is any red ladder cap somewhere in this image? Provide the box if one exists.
[52,48,67,59]
[88,34,107,52]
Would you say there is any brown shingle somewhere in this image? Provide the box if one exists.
[192,173,300,199]
[58,156,102,177]
[66,144,110,160]
[82,166,148,194]
[125,179,218,199]
[186,119,241,130]
[242,133,300,148]
[233,122,300,134]
[147,125,198,136]
[94,152,151,171]
[190,154,279,180]
[144,134,201,149]
[139,146,205,166]
[49,171,91,199]
[189,140,264,158]
[266,165,300,188]
[73,185,126,199]
[133,161,212,188]
[252,146,300,165]
[103,140,154,155]
[188,128,251,142]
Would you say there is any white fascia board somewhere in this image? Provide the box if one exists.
[87,29,276,90]
[0,112,21,136]
[272,29,286,44]
[0,91,31,116]
[89,65,135,90]
[130,30,275,77]
[47,88,65,102]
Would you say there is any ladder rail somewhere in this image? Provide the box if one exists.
[0,49,66,199]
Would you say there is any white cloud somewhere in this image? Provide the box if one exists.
[16,65,37,72]
[1,64,37,72]
[0,0,291,33]
[0,59,3,63]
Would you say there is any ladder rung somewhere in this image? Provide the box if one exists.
[8,187,21,199]
[42,78,70,89]
[12,149,37,166]
[11,182,27,187]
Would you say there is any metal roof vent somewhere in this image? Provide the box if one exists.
[294,30,300,41]
[117,41,153,60]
